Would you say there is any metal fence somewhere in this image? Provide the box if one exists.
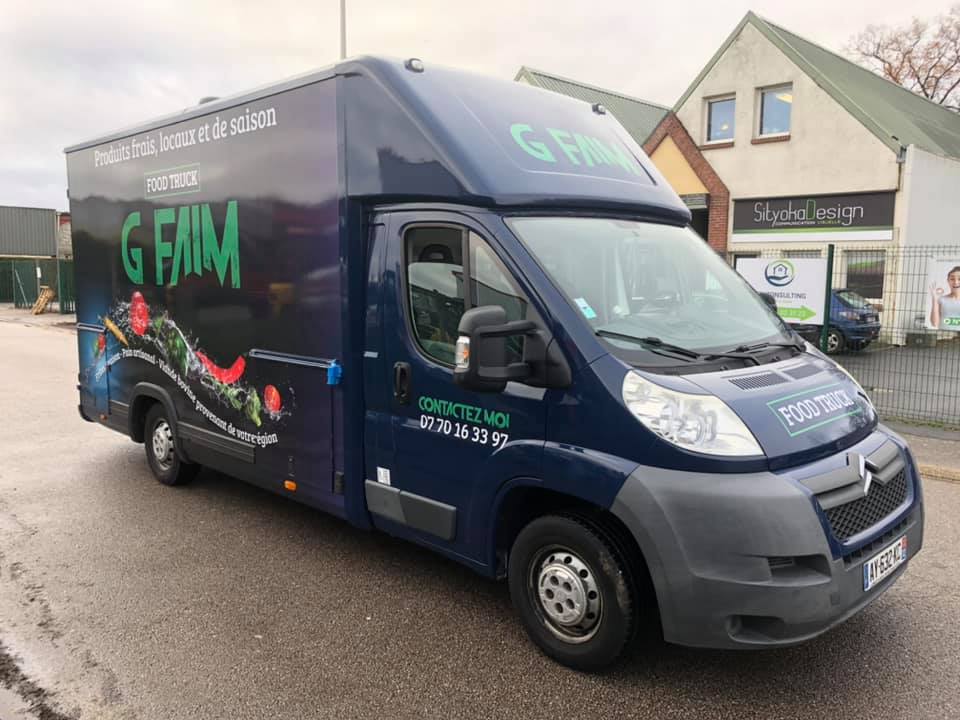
[4,258,75,313]
[730,245,960,428]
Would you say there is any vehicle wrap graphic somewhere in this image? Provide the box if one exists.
[89,291,292,446]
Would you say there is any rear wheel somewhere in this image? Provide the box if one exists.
[144,404,198,486]
[508,514,640,671]
[825,327,845,354]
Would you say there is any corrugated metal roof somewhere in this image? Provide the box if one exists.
[0,206,57,257]
[674,12,960,160]
[515,67,669,145]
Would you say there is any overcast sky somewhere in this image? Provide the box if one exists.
[1,0,952,211]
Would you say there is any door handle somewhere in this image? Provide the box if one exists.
[393,361,411,404]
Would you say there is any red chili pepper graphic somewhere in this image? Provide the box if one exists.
[130,291,149,336]
[263,385,282,414]
[196,352,246,384]
[97,334,106,355]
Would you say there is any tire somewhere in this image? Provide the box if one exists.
[144,404,198,486]
[508,514,640,671]
[825,327,845,354]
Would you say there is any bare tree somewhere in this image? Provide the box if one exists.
[848,5,960,111]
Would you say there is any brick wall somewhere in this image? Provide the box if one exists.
[644,114,730,253]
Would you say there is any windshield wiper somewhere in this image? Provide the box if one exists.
[731,338,805,354]
[595,330,702,361]
[595,330,780,366]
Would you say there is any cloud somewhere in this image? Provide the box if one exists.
[0,0,948,210]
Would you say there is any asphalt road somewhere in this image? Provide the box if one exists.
[2,319,959,720]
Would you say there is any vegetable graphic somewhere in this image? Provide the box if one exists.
[263,385,282,414]
[161,325,190,376]
[196,352,246,385]
[130,291,149,336]
[103,317,129,346]
[244,390,263,427]
[95,296,291,433]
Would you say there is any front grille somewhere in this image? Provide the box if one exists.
[823,470,908,541]
[843,517,910,566]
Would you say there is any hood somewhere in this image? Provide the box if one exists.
[685,352,877,467]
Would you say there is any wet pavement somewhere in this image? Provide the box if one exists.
[2,320,959,720]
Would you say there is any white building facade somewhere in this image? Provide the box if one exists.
[673,13,960,341]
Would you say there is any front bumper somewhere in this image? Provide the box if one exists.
[611,430,923,649]
[844,323,881,341]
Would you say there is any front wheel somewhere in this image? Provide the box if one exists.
[508,514,640,671]
[144,404,198,486]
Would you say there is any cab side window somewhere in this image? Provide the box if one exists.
[405,226,530,366]
[406,227,465,365]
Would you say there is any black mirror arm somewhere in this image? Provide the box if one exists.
[477,361,531,381]
[472,319,537,340]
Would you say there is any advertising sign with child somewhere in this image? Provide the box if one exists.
[925,258,960,331]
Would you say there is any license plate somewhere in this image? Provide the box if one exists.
[863,535,907,591]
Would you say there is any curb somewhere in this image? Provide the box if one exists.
[919,463,960,484]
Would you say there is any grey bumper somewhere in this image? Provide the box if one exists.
[611,434,924,649]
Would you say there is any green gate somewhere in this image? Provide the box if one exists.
[0,260,13,303]
[12,260,37,308]
[9,259,74,312]
[57,260,76,313]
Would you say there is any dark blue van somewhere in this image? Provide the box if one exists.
[66,57,923,670]
[794,289,881,353]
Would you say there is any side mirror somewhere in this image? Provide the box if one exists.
[758,292,778,311]
[454,306,535,393]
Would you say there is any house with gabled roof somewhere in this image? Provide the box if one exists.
[660,10,960,308]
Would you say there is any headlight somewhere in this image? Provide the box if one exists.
[839,310,858,320]
[621,371,763,456]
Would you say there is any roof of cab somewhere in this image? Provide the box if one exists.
[65,56,690,221]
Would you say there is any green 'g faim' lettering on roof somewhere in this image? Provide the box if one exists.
[510,122,642,177]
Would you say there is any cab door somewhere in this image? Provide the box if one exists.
[369,211,546,565]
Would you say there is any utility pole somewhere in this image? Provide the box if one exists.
[340,0,347,59]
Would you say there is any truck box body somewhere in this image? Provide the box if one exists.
[67,57,922,668]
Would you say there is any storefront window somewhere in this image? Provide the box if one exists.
[759,84,792,136]
[706,97,735,142]
[845,251,886,299]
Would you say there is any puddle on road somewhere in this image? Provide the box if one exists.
[0,642,72,720]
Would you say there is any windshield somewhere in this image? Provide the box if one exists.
[507,217,792,354]
[836,290,871,309]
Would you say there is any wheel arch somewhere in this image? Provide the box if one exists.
[129,383,179,447]
[490,481,654,592]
